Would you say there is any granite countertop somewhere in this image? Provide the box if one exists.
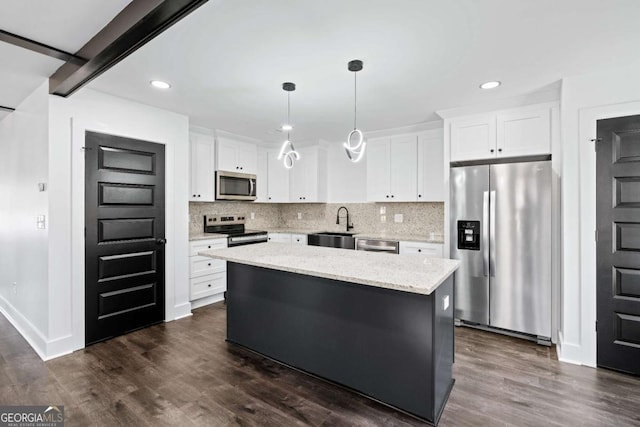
[353,232,444,244]
[189,232,228,241]
[265,229,444,243]
[266,228,322,235]
[199,243,459,295]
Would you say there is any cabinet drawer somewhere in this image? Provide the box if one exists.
[190,272,226,301]
[268,233,292,244]
[190,239,226,256]
[291,234,307,245]
[190,256,226,278]
[399,242,443,258]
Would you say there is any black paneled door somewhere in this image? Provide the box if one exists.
[596,114,640,375]
[85,131,165,346]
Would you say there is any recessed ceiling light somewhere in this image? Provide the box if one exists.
[281,124,293,131]
[150,80,171,89]
[480,81,501,90]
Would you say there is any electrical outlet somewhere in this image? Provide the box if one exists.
[297,212,302,220]
[394,214,403,223]
[380,215,386,223]
[37,215,46,229]
[379,206,386,215]
[250,212,255,220]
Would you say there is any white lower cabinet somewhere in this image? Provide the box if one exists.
[291,234,307,245]
[399,241,443,258]
[268,233,293,244]
[268,233,307,245]
[189,238,227,301]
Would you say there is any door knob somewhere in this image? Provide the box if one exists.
[156,238,167,245]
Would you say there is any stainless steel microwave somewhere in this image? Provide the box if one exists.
[215,170,257,201]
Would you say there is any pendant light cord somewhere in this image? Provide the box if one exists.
[287,91,291,141]
[353,72,357,130]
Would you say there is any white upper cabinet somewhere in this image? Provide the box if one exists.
[216,137,258,174]
[255,149,268,203]
[366,135,417,202]
[450,115,496,162]
[290,146,327,203]
[366,139,391,201]
[417,130,444,202]
[190,132,216,202]
[256,148,290,203]
[449,104,553,162]
[267,150,291,202]
[496,106,551,157]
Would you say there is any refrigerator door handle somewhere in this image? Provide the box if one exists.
[482,191,489,277]
[489,190,497,276]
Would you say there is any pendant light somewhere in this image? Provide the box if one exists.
[277,82,300,169]
[343,59,366,162]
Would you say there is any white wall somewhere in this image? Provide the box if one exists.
[47,88,191,357]
[559,62,640,366]
[0,81,50,358]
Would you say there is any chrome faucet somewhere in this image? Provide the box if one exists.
[336,206,354,232]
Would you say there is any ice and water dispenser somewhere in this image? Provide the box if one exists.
[457,221,480,250]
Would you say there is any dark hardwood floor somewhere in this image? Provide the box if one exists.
[1,303,639,426]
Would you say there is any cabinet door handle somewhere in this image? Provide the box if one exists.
[490,149,495,153]
[207,245,211,249]
[391,195,394,198]
[498,148,502,153]
[418,194,422,198]
[208,263,211,266]
[386,195,389,198]
[208,284,212,287]
[418,249,422,252]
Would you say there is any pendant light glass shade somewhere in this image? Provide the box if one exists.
[278,82,299,169]
[344,59,366,162]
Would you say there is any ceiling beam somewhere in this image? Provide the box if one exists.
[0,105,16,113]
[0,30,87,66]
[49,0,208,97]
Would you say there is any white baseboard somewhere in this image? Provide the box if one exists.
[171,302,192,321]
[0,294,48,360]
[191,293,224,310]
[556,331,583,365]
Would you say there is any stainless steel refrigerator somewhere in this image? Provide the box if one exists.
[450,160,552,341]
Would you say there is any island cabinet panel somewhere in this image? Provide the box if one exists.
[225,262,455,424]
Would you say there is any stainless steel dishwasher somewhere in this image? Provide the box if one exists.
[356,238,399,254]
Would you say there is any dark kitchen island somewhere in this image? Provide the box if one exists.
[199,243,459,425]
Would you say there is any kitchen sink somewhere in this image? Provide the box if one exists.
[308,231,356,249]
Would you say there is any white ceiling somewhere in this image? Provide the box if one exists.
[0,0,131,110]
[3,1,640,142]
[86,0,640,143]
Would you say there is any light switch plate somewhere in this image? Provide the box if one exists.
[443,295,450,311]
[250,212,255,220]
[380,215,386,223]
[394,214,403,223]
[379,206,386,215]
[297,212,302,219]
[36,215,46,229]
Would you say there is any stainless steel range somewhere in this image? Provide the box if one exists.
[203,215,268,247]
